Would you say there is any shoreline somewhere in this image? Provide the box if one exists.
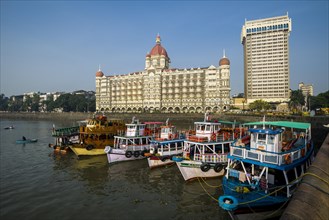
[1,111,328,151]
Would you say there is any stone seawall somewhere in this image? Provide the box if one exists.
[280,133,329,220]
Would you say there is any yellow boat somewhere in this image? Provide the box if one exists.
[69,114,125,156]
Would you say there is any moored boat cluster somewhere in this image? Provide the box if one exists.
[49,112,315,219]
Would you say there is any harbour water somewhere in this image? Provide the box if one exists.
[0,119,229,220]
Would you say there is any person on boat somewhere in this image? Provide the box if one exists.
[22,136,26,141]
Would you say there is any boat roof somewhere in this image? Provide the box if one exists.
[248,128,283,135]
[144,122,163,125]
[151,139,185,144]
[243,121,311,130]
[195,121,222,125]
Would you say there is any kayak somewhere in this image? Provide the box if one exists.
[16,139,38,144]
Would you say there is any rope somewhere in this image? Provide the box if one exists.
[310,165,329,177]
[197,176,218,202]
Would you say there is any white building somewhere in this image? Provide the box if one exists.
[298,82,314,97]
[241,14,292,104]
[96,35,231,113]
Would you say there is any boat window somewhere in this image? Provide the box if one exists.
[197,125,205,131]
[257,133,266,144]
[268,135,275,144]
[224,143,230,153]
[215,144,222,153]
[205,125,211,131]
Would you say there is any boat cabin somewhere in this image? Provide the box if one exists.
[158,125,177,140]
[249,128,283,153]
[126,122,145,137]
[195,122,222,141]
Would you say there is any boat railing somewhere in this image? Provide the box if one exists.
[194,153,228,163]
[52,126,80,137]
[231,144,308,166]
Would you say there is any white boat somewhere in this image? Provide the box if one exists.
[175,113,245,181]
[104,117,154,164]
[146,119,185,168]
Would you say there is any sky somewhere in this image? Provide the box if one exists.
[1,0,328,97]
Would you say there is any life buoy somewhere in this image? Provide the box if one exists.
[284,154,291,164]
[301,148,305,157]
[211,133,216,141]
[200,163,211,172]
[214,163,223,173]
[86,145,93,151]
[133,151,140,158]
[218,195,238,211]
[125,151,132,158]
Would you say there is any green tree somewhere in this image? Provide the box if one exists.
[249,100,271,112]
[289,90,305,112]
[31,93,40,112]
[310,90,329,110]
[22,96,32,112]
[8,98,23,112]
[0,94,8,111]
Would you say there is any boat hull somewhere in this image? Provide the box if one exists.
[69,145,106,156]
[106,150,146,164]
[147,156,175,168]
[176,160,225,181]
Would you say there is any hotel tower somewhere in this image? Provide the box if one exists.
[241,14,292,104]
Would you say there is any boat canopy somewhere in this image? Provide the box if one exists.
[249,128,283,135]
[243,121,311,130]
[144,122,163,125]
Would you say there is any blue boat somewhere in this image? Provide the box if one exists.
[219,120,314,219]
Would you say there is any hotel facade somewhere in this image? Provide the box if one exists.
[95,35,231,113]
[241,14,292,104]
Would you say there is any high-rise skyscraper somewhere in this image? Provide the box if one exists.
[241,14,292,104]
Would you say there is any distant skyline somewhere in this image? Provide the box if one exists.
[1,1,328,97]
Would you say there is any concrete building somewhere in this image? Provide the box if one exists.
[96,35,231,113]
[241,14,292,104]
[298,82,314,97]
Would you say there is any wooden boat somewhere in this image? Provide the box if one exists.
[68,114,125,156]
[104,117,155,164]
[175,113,245,181]
[16,139,38,144]
[146,119,185,168]
[218,120,314,219]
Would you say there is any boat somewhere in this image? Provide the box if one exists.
[104,117,155,164]
[4,125,14,129]
[175,113,245,181]
[218,120,314,219]
[68,114,125,156]
[146,119,185,168]
[50,125,81,154]
[16,139,38,144]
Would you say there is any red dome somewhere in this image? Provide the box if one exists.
[149,34,169,58]
[150,44,168,57]
[219,57,230,66]
[96,70,104,77]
